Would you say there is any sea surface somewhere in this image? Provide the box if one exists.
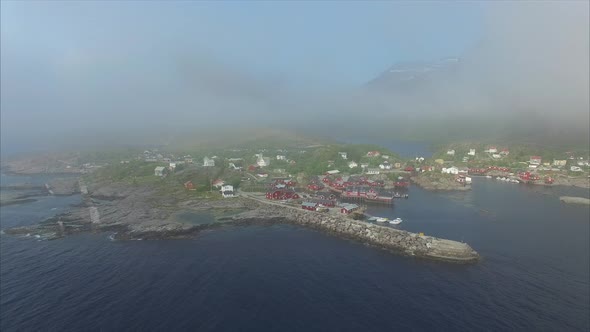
[1,174,589,330]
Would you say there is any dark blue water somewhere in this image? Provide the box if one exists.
[1,174,589,331]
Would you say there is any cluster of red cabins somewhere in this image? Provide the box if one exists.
[265,178,300,200]
[469,166,511,175]
[343,186,399,202]
[467,169,553,184]
[265,189,300,200]
[308,175,390,192]
[518,171,541,183]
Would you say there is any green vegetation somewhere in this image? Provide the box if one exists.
[285,144,401,176]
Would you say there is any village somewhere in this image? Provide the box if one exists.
[5,140,588,210]
[142,146,413,221]
[91,142,589,222]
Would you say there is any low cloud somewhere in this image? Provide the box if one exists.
[1,1,588,152]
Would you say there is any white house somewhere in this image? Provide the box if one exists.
[221,185,235,198]
[203,157,215,167]
[154,166,166,177]
[228,163,242,170]
[276,155,287,161]
[487,147,498,153]
[529,156,542,165]
[366,168,380,175]
[257,156,271,167]
[442,166,459,175]
[468,149,476,156]
[379,161,392,170]
[447,149,455,156]
[338,152,348,160]
[348,161,358,168]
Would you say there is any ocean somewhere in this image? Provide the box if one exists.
[1,172,589,331]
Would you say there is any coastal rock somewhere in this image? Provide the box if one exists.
[47,177,80,195]
[410,174,470,191]
[3,182,480,264]
[559,196,590,205]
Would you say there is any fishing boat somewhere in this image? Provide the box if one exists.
[389,218,402,225]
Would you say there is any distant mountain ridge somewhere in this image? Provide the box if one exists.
[366,57,462,91]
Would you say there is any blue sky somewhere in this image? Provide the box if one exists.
[1,1,484,86]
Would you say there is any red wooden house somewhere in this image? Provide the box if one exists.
[302,202,318,211]
[340,203,359,214]
[307,183,324,191]
[266,189,300,200]
[184,181,195,190]
[310,199,336,207]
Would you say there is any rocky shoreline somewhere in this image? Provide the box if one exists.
[559,196,590,205]
[410,174,471,191]
[2,181,479,264]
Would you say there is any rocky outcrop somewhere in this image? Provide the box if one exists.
[411,174,471,191]
[3,181,479,264]
[553,177,590,189]
[559,196,590,205]
[47,177,80,195]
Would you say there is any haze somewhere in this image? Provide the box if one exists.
[1,1,589,153]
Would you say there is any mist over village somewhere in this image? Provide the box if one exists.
[1,2,589,332]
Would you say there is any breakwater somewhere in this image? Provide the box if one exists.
[231,204,480,264]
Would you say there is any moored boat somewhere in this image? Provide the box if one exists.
[389,217,402,225]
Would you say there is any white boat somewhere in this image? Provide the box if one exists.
[389,218,403,225]
[376,217,387,223]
